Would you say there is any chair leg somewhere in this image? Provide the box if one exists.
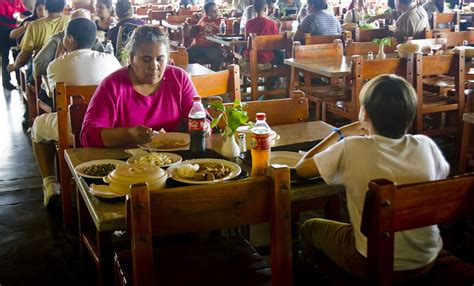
[459,121,471,174]
[250,76,258,101]
[315,99,322,121]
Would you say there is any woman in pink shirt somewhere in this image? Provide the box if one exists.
[81,26,198,147]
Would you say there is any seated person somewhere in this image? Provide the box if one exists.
[278,0,302,16]
[393,0,430,42]
[81,26,207,148]
[240,0,280,71]
[33,9,105,88]
[422,0,445,18]
[9,0,46,43]
[31,17,121,206]
[187,2,224,71]
[108,1,144,56]
[293,0,341,43]
[343,0,374,24]
[94,0,116,38]
[232,0,253,17]
[367,0,401,24]
[296,75,449,280]
[240,0,276,33]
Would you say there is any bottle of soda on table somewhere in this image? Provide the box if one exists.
[220,19,227,35]
[188,95,206,152]
[251,113,271,177]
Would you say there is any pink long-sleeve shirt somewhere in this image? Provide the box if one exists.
[81,65,197,147]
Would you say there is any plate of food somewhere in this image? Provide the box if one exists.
[89,184,125,199]
[167,159,241,184]
[75,159,126,179]
[270,151,303,169]
[126,152,182,168]
[138,132,190,151]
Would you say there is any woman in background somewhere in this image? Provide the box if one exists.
[95,0,116,37]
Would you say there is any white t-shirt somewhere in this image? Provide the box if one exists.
[47,49,122,90]
[314,134,449,271]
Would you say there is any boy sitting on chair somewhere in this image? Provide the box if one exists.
[295,75,449,281]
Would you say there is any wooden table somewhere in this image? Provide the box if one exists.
[66,121,343,285]
[205,35,247,47]
[284,56,352,79]
[177,63,214,76]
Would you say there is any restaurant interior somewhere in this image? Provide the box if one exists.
[0,0,474,284]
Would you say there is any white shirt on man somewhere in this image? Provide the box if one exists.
[314,134,449,271]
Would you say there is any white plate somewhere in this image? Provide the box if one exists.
[138,132,190,151]
[89,184,125,199]
[126,152,182,168]
[75,159,126,179]
[167,158,241,184]
[270,151,303,169]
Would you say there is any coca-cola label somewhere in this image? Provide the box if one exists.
[251,133,271,150]
[189,118,205,131]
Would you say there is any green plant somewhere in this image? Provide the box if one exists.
[210,100,249,137]
[372,37,391,47]
[359,23,376,30]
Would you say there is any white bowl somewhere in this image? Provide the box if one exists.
[103,164,168,195]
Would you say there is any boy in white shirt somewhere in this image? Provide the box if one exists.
[296,75,449,280]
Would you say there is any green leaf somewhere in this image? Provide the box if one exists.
[373,38,381,45]
[210,113,223,128]
[209,101,225,112]
[382,37,391,47]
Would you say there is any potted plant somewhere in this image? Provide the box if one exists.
[210,100,249,159]
[372,37,391,59]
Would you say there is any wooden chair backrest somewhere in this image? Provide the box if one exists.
[135,6,149,15]
[432,12,460,30]
[407,38,448,54]
[165,14,196,25]
[169,46,189,65]
[191,64,241,101]
[426,30,474,47]
[248,32,292,58]
[127,166,293,286]
[353,27,391,42]
[294,40,343,59]
[147,9,173,22]
[304,33,343,45]
[360,173,474,286]
[177,6,201,15]
[345,38,398,56]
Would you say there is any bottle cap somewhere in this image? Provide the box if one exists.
[192,95,201,101]
[256,113,266,120]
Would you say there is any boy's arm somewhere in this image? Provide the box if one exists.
[295,121,365,178]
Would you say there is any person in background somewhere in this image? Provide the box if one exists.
[7,0,69,75]
[296,74,448,281]
[0,0,32,90]
[367,0,401,24]
[293,0,341,43]
[422,0,445,17]
[393,0,430,42]
[232,0,253,16]
[343,0,374,24]
[187,2,224,71]
[278,0,302,16]
[240,0,276,33]
[81,26,205,148]
[94,0,116,37]
[9,0,46,42]
[31,17,121,207]
[241,0,279,71]
[108,1,144,54]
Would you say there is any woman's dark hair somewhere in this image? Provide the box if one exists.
[66,18,97,49]
[97,0,113,9]
[45,0,65,13]
[33,0,46,17]
[204,2,216,14]
[399,0,413,6]
[307,0,328,11]
[115,1,133,20]
[360,75,417,139]
[127,25,169,56]
[387,0,395,10]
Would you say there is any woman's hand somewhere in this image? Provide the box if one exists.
[128,126,153,144]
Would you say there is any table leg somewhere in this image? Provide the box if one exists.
[97,230,114,286]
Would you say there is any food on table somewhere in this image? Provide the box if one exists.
[175,163,231,181]
[396,43,421,57]
[133,153,173,166]
[148,138,189,149]
[83,163,117,177]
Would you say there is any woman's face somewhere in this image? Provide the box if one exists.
[36,4,46,18]
[130,42,168,85]
[96,3,111,18]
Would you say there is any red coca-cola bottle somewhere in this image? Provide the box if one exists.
[188,95,206,152]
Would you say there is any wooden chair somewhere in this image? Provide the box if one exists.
[240,32,293,101]
[407,38,448,54]
[304,33,343,45]
[409,50,465,137]
[325,55,408,122]
[431,12,460,31]
[191,64,241,101]
[177,6,201,16]
[289,40,351,120]
[163,15,199,48]
[425,30,474,47]
[114,165,293,286]
[55,83,97,228]
[345,38,399,56]
[360,174,474,286]
[147,9,173,24]
[352,27,391,42]
[169,46,189,65]
[278,18,297,32]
